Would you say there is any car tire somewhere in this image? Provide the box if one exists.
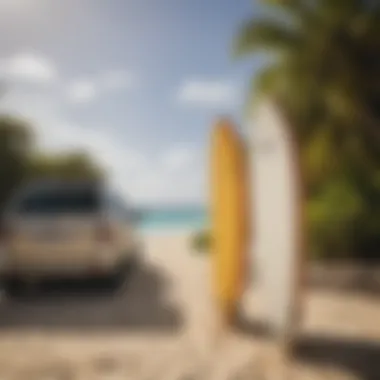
[1,278,24,298]
[106,259,128,289]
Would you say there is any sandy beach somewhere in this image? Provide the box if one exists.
[0,231,378,379]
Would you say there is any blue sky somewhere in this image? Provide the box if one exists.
[0,0,262,205]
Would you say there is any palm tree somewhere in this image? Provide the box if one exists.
[234,0,380,257]
[235,0,380,141]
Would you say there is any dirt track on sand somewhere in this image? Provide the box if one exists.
[0,232,379,379]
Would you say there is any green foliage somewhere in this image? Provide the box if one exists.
[191,230,211,254]
[28,152,103,181]
[0,115,34,211]
[0,115,103,215]
[308,176,365,258]
[235,0,380,259]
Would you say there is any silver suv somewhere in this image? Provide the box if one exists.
[0,180,141,292]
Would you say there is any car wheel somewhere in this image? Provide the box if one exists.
[106,259,127,289]
[1,278,24,298]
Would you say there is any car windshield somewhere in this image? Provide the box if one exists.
[15,186,100,215]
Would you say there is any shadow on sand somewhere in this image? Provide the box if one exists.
[233,312,269,339]
[295,334,380,380]
[308,263,380,298]
[0,261,183,332]
[234,306,380,380]
[234,316,380,380]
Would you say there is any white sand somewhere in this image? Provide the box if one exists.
[0,231,378,379]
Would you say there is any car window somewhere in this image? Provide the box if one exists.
[15,187,100,215]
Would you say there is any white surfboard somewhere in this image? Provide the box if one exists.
[249,99,305,340]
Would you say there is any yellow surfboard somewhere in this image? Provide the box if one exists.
[210,118,251,325]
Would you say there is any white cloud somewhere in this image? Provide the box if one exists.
[66,70,135,104]
[161,147,194,172]
[178,79,236,108]
[0,91,205,205]
[0,51,57,83]
[102,70,135,91]
[66,80,97,104]
[114,145,205,205]
[0,0,34,11]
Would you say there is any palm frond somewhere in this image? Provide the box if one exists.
[261,0,308,15]
[242,64,283,117]
[260,0,317,26]
[233,19,302,58]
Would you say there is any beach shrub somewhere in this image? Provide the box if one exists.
[191,229,212,254]
[307,175,365,259]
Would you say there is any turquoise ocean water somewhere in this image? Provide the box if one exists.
[137,207,208,232]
